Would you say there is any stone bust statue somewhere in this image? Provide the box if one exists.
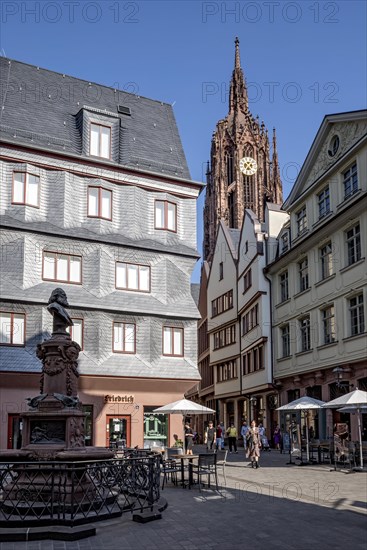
[47,288,73,333]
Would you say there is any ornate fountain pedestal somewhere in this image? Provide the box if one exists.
[0,289,114,539]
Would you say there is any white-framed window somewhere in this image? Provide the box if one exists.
[296,206,307,236]
[87,187,112,220]
[298,257,309,292]
[163,327,183,356]
[113,322,136,353]
[43,252,82,284]
[343,162,358,199]
[321,306,336,345]
[280,324,290,358]
[318,186,330,219]
[213,324,236,350]
[320,242,333,280]
[90,123,111,159]
[349,294,364,337]
[12,172,40,207]
[242,304,259,335]
[279,271,289,302]
[280,232,289,254]
[243,269,252,293]
[115,262,150,292]
[299,316,311,352]
[0,312,25,346]
[346,224,361,266]
[66,318,84,350]
[155,200,177,232]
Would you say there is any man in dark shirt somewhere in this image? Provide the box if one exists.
[205,421,216,450]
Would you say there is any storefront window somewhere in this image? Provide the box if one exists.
[143,406,168,448]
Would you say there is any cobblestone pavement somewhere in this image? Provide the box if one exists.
[1,448,366,550]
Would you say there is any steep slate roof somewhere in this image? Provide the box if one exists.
[0,216,199,259]
[0,279,200,320]
[0,346,200,379]
[221,223,241,261]
[0,57,191,180]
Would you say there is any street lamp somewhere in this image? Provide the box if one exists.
[332,367,344,388]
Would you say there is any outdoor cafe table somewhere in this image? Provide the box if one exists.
[171,454,199,488]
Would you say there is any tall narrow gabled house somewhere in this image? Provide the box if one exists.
[0,58,203,450]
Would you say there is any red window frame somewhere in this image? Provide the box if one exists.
[67,318,84,350]
[154,200,177,232]
[42,251,82,285]
[162,326,184,357]
[112,322,136,354]
[12,172,40,208]
[0,312,26,347]
[87,186,112,221]
[115,262,151,293]
[89,123,112,159]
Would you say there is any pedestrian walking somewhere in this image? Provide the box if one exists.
[240,421,249,452]
[184,423,194,455]
[226,423,238,453]
[246,420,262,468]
[273,424,281,450]
[204,421,216,451]
[215,424,222,450]
[220,422,225,449]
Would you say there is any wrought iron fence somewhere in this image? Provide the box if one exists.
[0,455,161,527]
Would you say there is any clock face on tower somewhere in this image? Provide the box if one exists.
[239,157,257,175]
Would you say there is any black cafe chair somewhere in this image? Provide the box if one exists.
[191,453,218,491]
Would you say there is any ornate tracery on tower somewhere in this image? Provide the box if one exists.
[203,38,283,262]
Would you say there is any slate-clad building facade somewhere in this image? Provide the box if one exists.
[0,58,203,449]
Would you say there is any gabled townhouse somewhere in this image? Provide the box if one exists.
[207,222,240,426]
[239,206,288,437]
[0,58,203,450]
[267,110,367,441]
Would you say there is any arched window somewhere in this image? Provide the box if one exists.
[226,153,234,185]
[228,192,235,228]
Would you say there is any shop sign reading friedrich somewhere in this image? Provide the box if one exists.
[104,394,134,403]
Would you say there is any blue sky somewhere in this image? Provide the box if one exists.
[1,1,366,282]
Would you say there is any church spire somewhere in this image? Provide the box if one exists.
[229,37,248,114]
[235,36,241,69]
[272,127,283,204]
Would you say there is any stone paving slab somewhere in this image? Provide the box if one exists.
[1,449,366,550]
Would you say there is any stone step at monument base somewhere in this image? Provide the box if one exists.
[0,524,96,542]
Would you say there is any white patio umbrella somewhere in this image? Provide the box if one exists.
[153,399,215,452]
[277,396,326,463]
[323,389,367,471]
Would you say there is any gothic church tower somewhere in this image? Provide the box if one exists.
[203,38,283,261]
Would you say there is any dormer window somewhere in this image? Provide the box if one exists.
[280,232,289,254]
[90,123,111,159]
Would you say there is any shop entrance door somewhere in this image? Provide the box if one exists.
[106,415,130,449]
[7,414,23,449]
